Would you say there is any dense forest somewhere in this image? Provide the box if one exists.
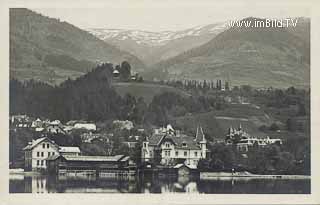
[10,62,227,126]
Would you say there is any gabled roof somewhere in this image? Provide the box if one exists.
[59,146,81,153]
[148,133,201,150]
[148,133,166,146]
[23,137,58,150]
[165,134,201,150]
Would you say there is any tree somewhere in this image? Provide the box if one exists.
[120,61,131,81]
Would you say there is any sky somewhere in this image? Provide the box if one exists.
[32,1,310,32]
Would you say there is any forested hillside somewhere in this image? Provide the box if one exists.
[10,8,146,84]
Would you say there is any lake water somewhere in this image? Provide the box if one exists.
[9,173,310,194]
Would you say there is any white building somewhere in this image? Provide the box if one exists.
[23,137,59,171]
[225,124,283,152]
[23,137,81,171]
[74,123,97,131]
[141,125,207,167]
[59,146,81,156]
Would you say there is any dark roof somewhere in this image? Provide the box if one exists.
[166,134,201,150]
[148,133,201,150]
[46,154,61,161]
[148,134,166,146]
[23,137,58,150]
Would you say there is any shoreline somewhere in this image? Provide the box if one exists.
[10,169,311,179]
[200,171,311,179]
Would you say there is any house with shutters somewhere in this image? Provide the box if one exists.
[141,125,207,168]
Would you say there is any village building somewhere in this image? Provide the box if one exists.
[47,154,135,178]
[112,69,120,78]
[23,137,81,171]
[43,123,66,134]
[141,125,207,168]
[74,123,97,131]
[225,124,283,152]
[10,114,32,128]
[31,118,43,128]
[113,120,134,130]
[59,146,81,156]
[23,137,60,171]
[80,132,110,143]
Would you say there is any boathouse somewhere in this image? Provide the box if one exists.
[46,154,135,178]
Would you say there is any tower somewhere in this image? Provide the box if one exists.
[196,125,207,159]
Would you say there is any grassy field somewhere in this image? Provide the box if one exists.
[112,82,191,104]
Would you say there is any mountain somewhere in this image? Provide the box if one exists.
[145,17,310,88]
[87,23,228,65]
[10,8,146,84]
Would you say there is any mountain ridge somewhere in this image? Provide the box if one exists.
[144,17,310,88]
[87,22,228,65]
[10,8,146,84]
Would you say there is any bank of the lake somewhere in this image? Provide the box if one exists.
[200,171,310,180]
[9,170,311,194]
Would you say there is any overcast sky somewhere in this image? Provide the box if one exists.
[32,1,309,32]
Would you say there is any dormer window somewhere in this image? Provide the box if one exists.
[182,142,187,147]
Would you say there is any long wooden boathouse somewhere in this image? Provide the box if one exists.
[47,154,136,178]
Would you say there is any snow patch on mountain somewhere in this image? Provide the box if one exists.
[86,22,228,46]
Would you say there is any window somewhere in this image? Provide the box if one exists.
[52,152,55,156]
[48,152,51,157]
[175,151,178,156]
[201,152,203,157]
[41,160,43,166]
[182,142,187,147]
[37,152,40,157]
[47,144,49,148]
[37,160,39,166]
[168,151,171,157]
[41,152,44,157]
[42,143,45,148]
[184,151,187,157]
[194,152,198,157]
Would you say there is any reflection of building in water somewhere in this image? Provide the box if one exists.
[23,176,49,193]
[175,176,199,193]
[185,182,198,193]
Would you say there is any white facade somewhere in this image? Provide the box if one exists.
[74,123,97,131]
[24,138,59,171]
[142,125,207,167]
[24,137,81,171]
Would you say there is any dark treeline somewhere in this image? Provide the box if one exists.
[157,79,230,93]
[198,142,310,175]
[10,63,227,126]
[11,63,122,122]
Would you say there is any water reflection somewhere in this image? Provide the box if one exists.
[9,174,310,194]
